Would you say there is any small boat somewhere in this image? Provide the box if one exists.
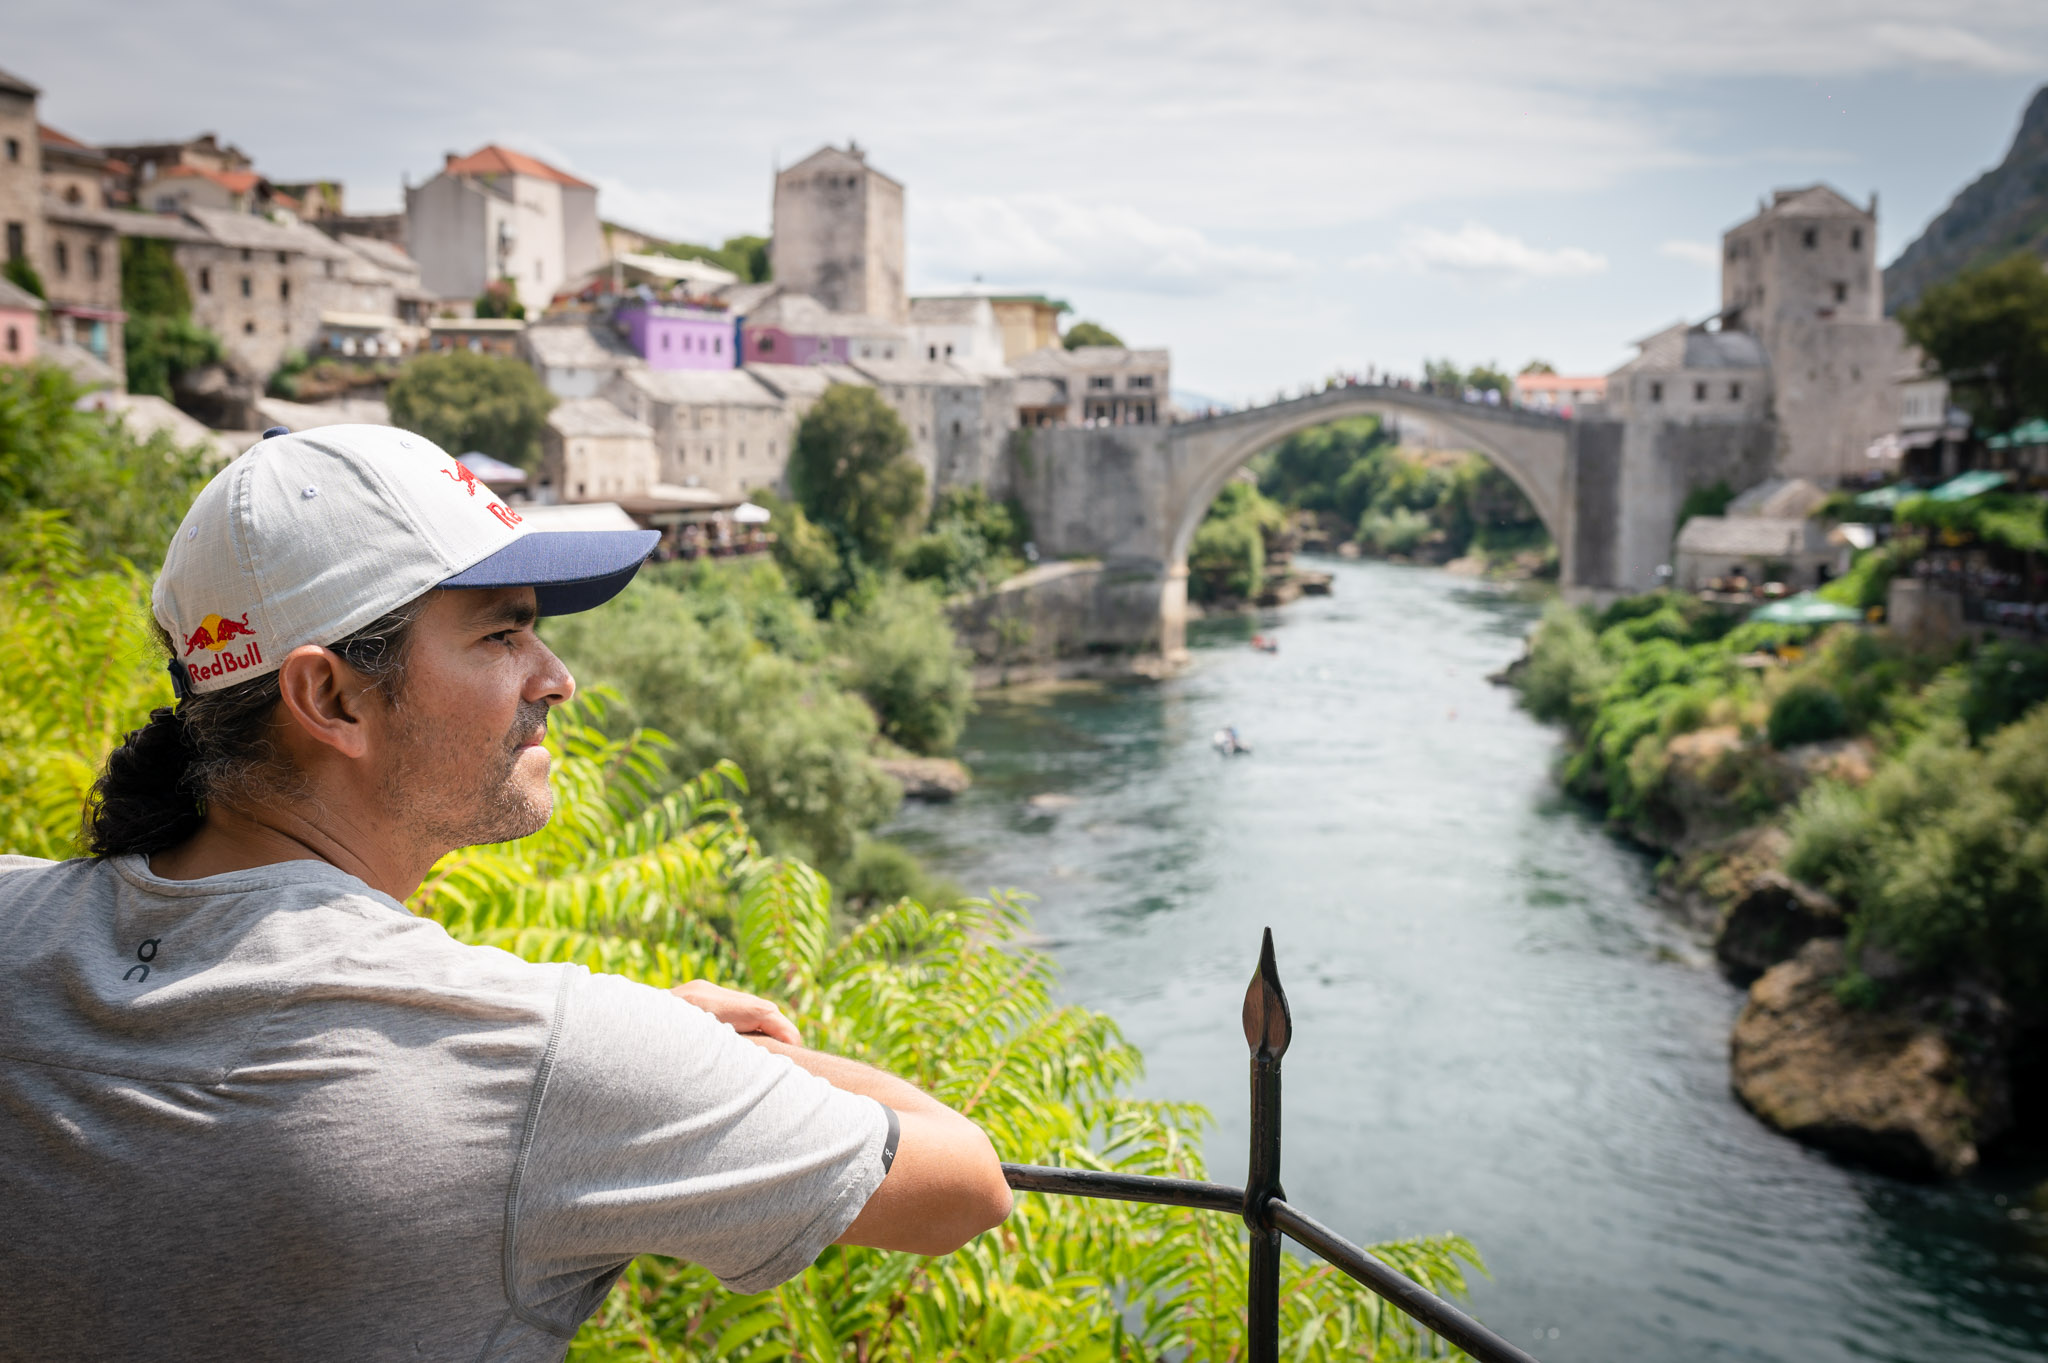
[1250,634,1279,654]
[1212,727,1253,756]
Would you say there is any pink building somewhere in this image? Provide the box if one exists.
[0,276,43,365]
[616,300,734,370]
[738,290,906,366]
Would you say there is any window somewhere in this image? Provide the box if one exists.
[1649,381,1663,403]
[4,221,21,261]
[662,333,671,350]
[1832,282,1846,303]
[944,343,953,357]
[928,344,938,360]
[1850,228,1862,250]
[54,241,68,276]
[280,279,290,301]
[240,276,252,298]
[5,325,16,353]
[714,336,722,354]
[200,267,212,293]
[241,248,251,262]
[86,244,100,280]
[1802,228,1817,249]
[1088,375,1113,390]
[1729,382,1742,401]
[3,138,16,163]
[951,420,962,436]
[277,251,287,265]
[243,320,255,334]
[1129,374,1154,389]
[1694,381,1707,401]
[760,334,775,353]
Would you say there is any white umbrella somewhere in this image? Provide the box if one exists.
[733,502,773,524]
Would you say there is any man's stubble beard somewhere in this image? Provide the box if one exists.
[381,696,555,850]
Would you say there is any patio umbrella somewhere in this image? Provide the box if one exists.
[1749,592,1864,625]
[733,502,773,524]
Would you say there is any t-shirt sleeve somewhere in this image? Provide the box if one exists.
[508,968,891,1325]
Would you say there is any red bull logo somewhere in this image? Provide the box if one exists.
[180,612,263,684]
[443,463,482,497]
[443,460,523,529]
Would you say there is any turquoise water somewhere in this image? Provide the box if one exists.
[884,556,2048,1363]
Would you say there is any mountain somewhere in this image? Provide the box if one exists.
[1884,85,2048,313]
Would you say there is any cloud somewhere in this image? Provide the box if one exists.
[1351,224,1607,279]
[1659,239,1721,266]
[1869,22,2039,73]
[919,193,1303,295]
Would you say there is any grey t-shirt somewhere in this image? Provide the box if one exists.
[0,853,891,1362]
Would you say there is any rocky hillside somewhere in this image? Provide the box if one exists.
[1885,84,2048,313]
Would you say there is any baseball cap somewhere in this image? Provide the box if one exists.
[154,424,657,695]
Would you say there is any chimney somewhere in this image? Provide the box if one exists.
[444,151,458,169]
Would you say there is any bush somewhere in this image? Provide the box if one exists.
[1787,708,2048,1002]
[835,836,961,915]
[540,575,896,867]
[0,361,214,567]
[387,351,555,468]
[1960,640,2048,741]
[1356,506,1431,555]
[4,254,46,300]
[828,577,974,754]
[1188,479,1285,602]
[1767,680,1850,749]
[1062,320,1122,349]
[752,488,848,611]
[123,314,225,401]
[1519,601,1616,730]
[901,485,1027,597]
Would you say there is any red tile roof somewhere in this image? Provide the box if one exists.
[156,164,262,194]
[39,123,91,150]
[443,144,594,191]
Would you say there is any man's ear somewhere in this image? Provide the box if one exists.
[275,645,376,759]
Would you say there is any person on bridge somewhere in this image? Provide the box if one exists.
[0,425,1010,1362]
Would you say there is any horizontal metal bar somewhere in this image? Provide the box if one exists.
[1267,1200,1542,1363]
[1000,1166,1543,1363]
[1001,1163,1242,1214]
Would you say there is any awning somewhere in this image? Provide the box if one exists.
[1749,593,1864,625]
[1853,483,1914,509]
[1987,418,2048,450]
[733,501,772,524]
[1927,469,2011,502]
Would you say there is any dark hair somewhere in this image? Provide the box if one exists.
[85,597,429,859]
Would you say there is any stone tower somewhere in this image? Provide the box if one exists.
[770,144,906,325]
[1720,186,1907,483]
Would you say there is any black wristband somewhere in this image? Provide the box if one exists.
[880,1105,900,1174]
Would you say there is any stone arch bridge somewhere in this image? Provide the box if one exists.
[1004,385,1595,661]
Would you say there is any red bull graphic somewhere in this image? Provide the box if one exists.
[443,463,482,497]
[443,459,523,529]
[180,611,263,684]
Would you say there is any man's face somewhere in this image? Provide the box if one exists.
[370,587,575,852]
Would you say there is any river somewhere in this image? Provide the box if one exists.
[884,555,2048,1363]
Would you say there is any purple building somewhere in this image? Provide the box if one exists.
[616,301,735,370]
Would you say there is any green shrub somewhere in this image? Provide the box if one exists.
[1356,506,1431,555]
[1960,640,2048,741]
[1768,681,1849,749]
[752,488,849,610]
[1518,601,1616,729]
[123,314,225,400]
[836,836,961,914]
[789,384,924,568]
[901,485,1027,597]
[827,577,974,754]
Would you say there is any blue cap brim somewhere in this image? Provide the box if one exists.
[439,529,660,615]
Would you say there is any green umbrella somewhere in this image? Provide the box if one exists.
[1749,592,1864,625]
[1853,483,1911,509]
[1927,469,2010,502]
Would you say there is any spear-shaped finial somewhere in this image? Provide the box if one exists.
[1241,926,1292,1062]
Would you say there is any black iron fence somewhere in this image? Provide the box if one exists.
[1000,929,1541,1363]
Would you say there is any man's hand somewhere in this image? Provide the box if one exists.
[669,979,802,1046]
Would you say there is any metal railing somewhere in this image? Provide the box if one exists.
[1001,929,1541,1363]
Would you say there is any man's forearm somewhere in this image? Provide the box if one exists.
[745,1035,953,1117]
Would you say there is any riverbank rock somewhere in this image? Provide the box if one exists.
[1715,870,1844,983]
[875,757,971,802]
[1731,939,2012,1179]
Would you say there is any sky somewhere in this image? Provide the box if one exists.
[13,1,2048,405]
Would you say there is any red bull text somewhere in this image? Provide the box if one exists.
[181,611,262,682]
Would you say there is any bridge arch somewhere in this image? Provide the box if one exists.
[1164,386,1571,569]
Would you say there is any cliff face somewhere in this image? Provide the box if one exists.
[1885,85,2048,313]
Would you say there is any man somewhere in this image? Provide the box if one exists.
[0,426,1011,1362]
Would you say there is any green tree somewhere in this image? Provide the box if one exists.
[788,384,924,568]
[0,362,213,566]
[901,484,1028,596]
[1520,359,1557,375]
[387,351,556,468]
[827,577,974,754]
[1188,479,1286,602]
[656,233,772,283]
[120,236,192,319]
[1899,253,2048,433]
[1062,319,1123,349]
[4,254,46,300]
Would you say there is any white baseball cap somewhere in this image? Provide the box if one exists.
[154,424,657,696]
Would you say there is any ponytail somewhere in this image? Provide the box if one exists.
[83,596,428,860]
[84,706,206,858]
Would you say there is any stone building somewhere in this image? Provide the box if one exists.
[117,206,355,379]
[1720,186,1911,483]
[100,134,254,209]
[770,144,906,325]
[908,295,1008,373]
[738,289,906,365]
[405,145,602,313]
[0,69,47,298]
[1012,345,1170,426]
[987,294,1068,362]
[538,397,659,503]
[523,318,643,399]
[850,357,1016,495]
[1672,479,1845,591]
[601,367,792,498]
